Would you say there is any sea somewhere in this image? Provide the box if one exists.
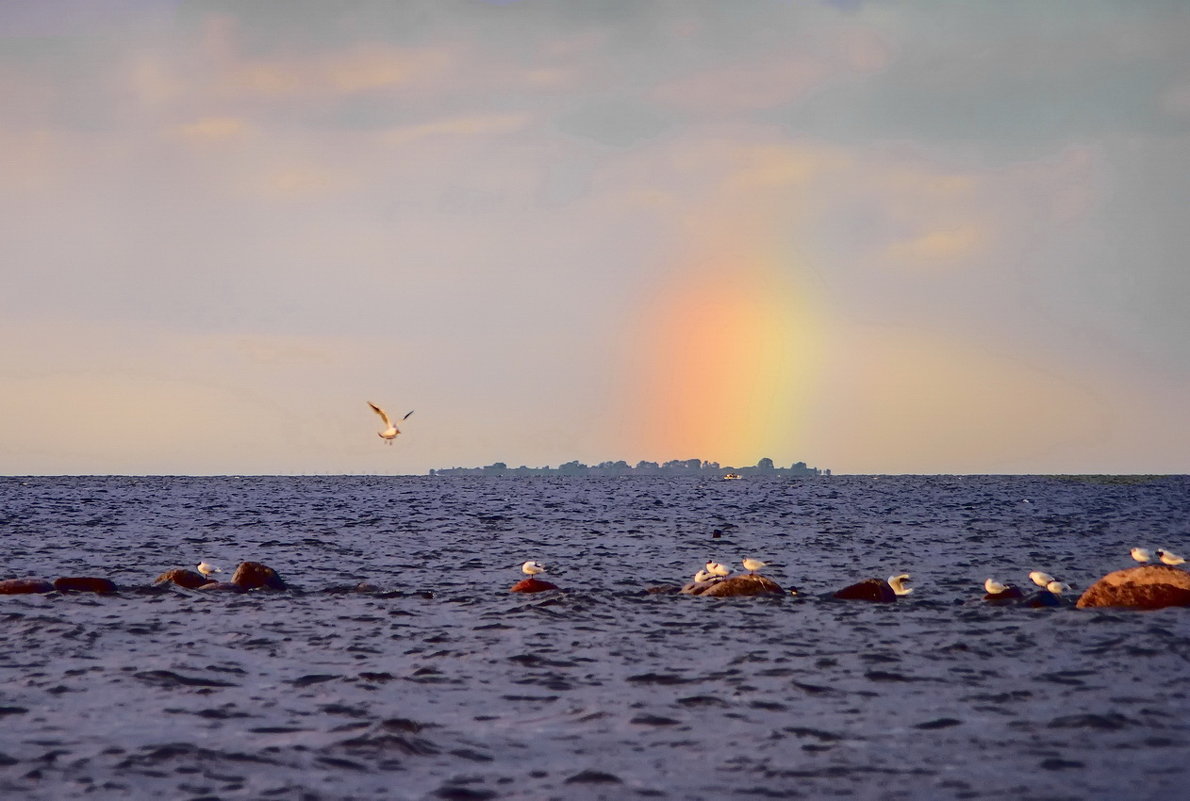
[1,474,1188,801]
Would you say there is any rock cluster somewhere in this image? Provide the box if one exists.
[0,577,117,595]
[154,561,291,593]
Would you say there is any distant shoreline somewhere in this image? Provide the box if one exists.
[428,458,828,478]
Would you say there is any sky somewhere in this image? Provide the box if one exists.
[2,0,1188,476]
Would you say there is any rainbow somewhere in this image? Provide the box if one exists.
[626,253,824,466]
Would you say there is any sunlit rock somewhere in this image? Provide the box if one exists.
[0,578,55,595]
[1076,565,1190,610]
[153,569,213,590]
[230,561,289,591]
[510,577,559,593]
[52,577,118,594]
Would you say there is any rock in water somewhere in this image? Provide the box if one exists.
[832,578,897,603]
[0,578,55,594]
[153,569,214,590]
[1076,565,1190,610]
[231,561,289,591]
[699,574,784,597]
[197,581,246,593]
[1025,590,1064,608]
[53,577,117,594]
[509,577,559,593]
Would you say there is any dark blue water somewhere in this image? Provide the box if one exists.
[1,475,1188,800]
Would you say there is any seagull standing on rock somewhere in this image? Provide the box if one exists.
[705,561,730,578]
[1028,571,1056,588]
[196,562,222,581]
[984,578,1010,595]
[521,560,546,577]
[1131,547,1153,563]
[1156,549,1185,566]
[741,558,767,575]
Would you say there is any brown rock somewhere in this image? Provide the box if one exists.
[833,578,897,603]
[53,577,118,594]
[509,577,559,593]
[699,574,784,597]
[0,578,55,595]
[1076,565,1190,610]
[230,561,289,591]
[153,568,213,590]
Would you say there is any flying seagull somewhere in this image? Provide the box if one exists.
[368,402,413,444]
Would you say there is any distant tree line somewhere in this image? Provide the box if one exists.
[429,458,828,478]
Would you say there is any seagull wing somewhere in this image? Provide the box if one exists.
[402,410,414,421]
[368,402,392,427]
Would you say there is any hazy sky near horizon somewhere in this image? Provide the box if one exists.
[2,0,1188,475]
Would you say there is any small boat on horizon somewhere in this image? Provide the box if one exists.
[722,473,742,480]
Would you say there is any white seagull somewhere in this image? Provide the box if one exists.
[1046,580,1072,595]
[887,574,913,596]
[984,578,1010,595]
[705,561,731,578]
[1028,571,1056,588]
[1156,549,1185,566]
[693,568,715,583]
[1130,547,1152,563]
[368,402,413,445]
[741,558,767,574]
[521,560,546,577]
[196,561,222,580]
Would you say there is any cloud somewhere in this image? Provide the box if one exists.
[380,113,530,147]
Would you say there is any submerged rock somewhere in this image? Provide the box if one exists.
[1076,565,1190,610]
[197,581,246,593]
[510,577,559,593]
[833,578,898,603]
[1025,590,1065,608]
[53,577,117,594]
[230,561,289,591]
[153,569,213,590]
[698,574,784,597]
[0,578,55,595]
